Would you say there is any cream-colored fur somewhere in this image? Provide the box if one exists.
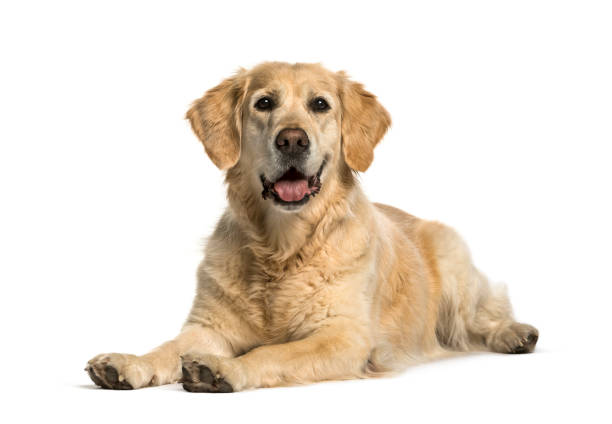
[86,62,538,392]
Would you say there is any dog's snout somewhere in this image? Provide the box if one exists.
[275,128,309,155]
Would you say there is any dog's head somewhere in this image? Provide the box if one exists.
[187,62,390,212]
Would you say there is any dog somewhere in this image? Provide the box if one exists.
[86,62,538,392]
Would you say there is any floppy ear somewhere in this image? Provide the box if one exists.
[186,71,248,170]
[338,72,391,172]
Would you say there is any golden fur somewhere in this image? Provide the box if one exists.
[86,62,538,392]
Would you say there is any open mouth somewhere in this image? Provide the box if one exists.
[260,161,326,207]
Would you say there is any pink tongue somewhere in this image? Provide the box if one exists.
[274,179,309,202]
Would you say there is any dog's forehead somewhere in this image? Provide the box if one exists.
[247,63,338,96]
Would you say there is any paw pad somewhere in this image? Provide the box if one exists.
[182,360,233,393]
[86,364,133,390]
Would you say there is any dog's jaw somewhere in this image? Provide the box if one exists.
[260,160,326,212]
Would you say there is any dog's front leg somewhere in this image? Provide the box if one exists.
[86,325,233,389]
[181,318,370,392]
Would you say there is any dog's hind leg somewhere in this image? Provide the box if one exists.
[466,268,539,353]
[430,223,539,354]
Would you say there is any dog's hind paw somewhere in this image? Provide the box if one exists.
[489,322,539,354]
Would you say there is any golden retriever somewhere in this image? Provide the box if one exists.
[86,62,538,392]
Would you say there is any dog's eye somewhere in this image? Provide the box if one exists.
[310,97,330,112]
[255,96,274,111]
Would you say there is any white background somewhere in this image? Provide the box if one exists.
[1,1,611,422]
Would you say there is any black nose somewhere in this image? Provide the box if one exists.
[275,128,309,155]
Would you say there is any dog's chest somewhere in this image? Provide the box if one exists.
[244,263,335,341]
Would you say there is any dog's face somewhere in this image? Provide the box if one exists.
[187,62,391,212]
[243,64,341,211]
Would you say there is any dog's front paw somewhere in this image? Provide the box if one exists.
[86,353,154,389]
[181,354,244,393]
